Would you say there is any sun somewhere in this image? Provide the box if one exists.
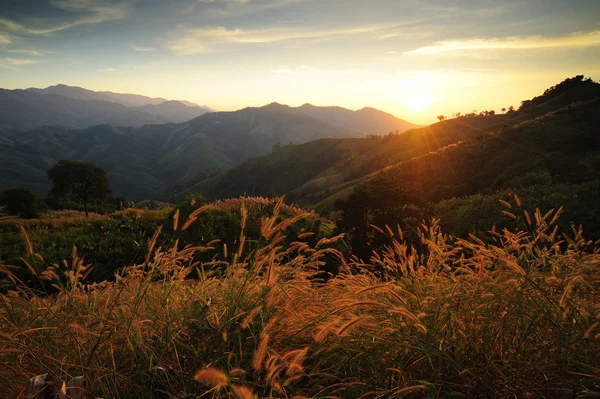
[405,93,431,112]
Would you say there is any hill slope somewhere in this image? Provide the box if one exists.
[181,76,600,209]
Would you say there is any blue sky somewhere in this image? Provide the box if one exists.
[1,0,599,123]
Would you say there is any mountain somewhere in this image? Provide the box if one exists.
[295,104,419,135]
[27,84,211,110]
[0,89,169,130]
[132,101,212,123]
[176,113,506,203]
[178,76,600,210]
[0,103,357,199]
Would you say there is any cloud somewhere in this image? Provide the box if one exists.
[97,67,116,72]
[0,0,127,37]
[0,32,12,45]
[4,49,45,56]
[167,23,395,55]
[192,0,310,18]
[130,44,155,52]
[405,30,600,56]
[0,57,39,70]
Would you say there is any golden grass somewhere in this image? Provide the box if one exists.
[0,198,599,398]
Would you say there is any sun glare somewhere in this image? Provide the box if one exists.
[405,93,431,112]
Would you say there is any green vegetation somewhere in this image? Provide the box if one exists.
[48,160,112,217]
[0,197,334,285]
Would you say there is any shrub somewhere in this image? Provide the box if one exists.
[0,188,38,218]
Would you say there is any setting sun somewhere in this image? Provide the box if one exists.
[405,93,432,112]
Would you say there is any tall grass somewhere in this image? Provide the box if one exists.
[0,197,599,398]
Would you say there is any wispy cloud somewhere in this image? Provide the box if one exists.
[191,0,311,18]
[0,57,39,70]
[130,44,155,52]
[0,0,127,37]
[0,32,11,45]
[4,49,46,56]
[97,67,116,72]
[405,30,600,56]
[167,23,395,55]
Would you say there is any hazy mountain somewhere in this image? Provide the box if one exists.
[295,104,420,135]
[132,101,211,123]
[27,84,211,109]
[0,103,356,199]
[0,89,169,130]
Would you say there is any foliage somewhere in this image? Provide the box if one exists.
[0,188,38,218]
[47,160,111,217]
[336,173,430,258]
[1,200,599,398]
[0,197,333,285]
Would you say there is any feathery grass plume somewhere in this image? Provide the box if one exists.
[232,384,255,399]
[182,204,214,230]
[19,224,33,256]
[253,332,270,371]
[194,367,228,389]
[172,208,179,231]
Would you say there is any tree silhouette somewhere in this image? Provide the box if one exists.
[437,115,447,122]
[47,160,111,217]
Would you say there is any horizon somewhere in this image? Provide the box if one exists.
[1,1,600,124]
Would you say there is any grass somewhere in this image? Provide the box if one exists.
[0,197,599,398]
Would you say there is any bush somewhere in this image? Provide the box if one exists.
[0,188,38,218]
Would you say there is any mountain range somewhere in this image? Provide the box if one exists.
[0,84,213,130]
[0,96,417,199]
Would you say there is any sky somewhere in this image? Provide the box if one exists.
[1,0,599,124]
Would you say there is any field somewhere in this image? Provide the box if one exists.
[1,197,599,398]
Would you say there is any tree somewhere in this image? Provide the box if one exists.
[501,108,506,113]
[437,115,447,122]
[337,173,426,258]
[47,160,111,217]
[0,188,38,218]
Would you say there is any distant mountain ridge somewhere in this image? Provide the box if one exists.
[0,89,169,130]
[0,102,368,199]
[0,84,214,129]
[295,103,420,135]
[27,84,212,110]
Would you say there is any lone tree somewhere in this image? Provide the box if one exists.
[437,115,447,122]
[47,160,111,216]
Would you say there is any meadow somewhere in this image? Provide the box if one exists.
[1,197,599,398]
